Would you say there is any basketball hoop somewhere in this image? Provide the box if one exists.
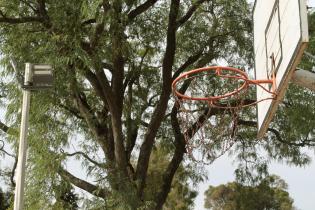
[172,66,276,109]
[172,66,276,163]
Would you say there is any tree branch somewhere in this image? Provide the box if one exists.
[0,140,17,187]
[172,50,203,80]
[237,119,315,146]
[128,0,158,21]
[83,68,109,107]
[0,0,52,27]
[20,0,38,12]
[69,66,113,162]
[90,1,111,49]
[136,0,180,198]
[102,62,114,72]
[60,149,106,169]
[81,38,126,171]
[36,0,52,28]
[78,42,120,167]
[268,127,315,147]
[11,157,17,187]
[184,108,214,139]
[81,18,96,26]
[0,14,42,24]
[154,104,186,210]
[0,121,17,136]
[80,34,113,107]
[176,0,208,28]
[105,3,129,174]
[0,121,10,134]
[123,47,149,91]
[58,103,83,120]
[58,167,109,199]
[125,83,138,161]
[0,141,15,158]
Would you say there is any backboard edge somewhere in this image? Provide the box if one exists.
[257,41,308,139]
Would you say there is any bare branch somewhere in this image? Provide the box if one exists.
[0,140,16,158]
[0,0,52,28]
[125,83,137,161]
[0,121,10,134]
[81,38,127,171]
[172,50,203,80]
[60,149,106,169]
[0,14,42,24]
[237,119,256,127]
[268,127,315,147]
[91,1,111,49]
[184,108,214,139]
[69,66,112,160]
[154,103,186,209]
[58,167,109,199]
[11,157,17,187]
[0,140,17,187]
[81,18,96,25]
[136,0,180,198]
[123,47,149,91]
[237,119,315,146]
[176,0,208,28]
[78,44,116,113]
[128,0,158,21]
[78,46,123,167]
[58,103,84,120]
[36,0,51,28]
[20,0,38,12]
[102,62,114,72]
[83,68,109,106]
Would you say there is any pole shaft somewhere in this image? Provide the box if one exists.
[14,63,32,210]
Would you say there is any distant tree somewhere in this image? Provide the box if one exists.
[204,175,294,210]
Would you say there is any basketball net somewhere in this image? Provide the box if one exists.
[172,66,276,163]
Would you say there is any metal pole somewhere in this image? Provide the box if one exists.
[14,63,32,210]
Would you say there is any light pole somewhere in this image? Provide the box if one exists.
[14,63,53,210]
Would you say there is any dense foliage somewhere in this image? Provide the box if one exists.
[0,187,12,210]
[0,1,314,209]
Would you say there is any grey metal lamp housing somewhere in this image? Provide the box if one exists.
[22,63,53,90]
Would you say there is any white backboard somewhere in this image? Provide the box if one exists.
[253,0,309,138]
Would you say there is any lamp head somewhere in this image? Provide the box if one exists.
[22,64,53,90]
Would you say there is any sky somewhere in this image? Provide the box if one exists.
[194,0,315,209]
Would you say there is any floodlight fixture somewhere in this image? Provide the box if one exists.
[22,63,53,90]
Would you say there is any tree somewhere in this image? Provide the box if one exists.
[52,182,79,210]
[204,175,294,210]
[0,1,314,209]
[0,187,12,210]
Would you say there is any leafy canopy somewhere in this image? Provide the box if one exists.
[204,175,294,210]
[0,1,314,209]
